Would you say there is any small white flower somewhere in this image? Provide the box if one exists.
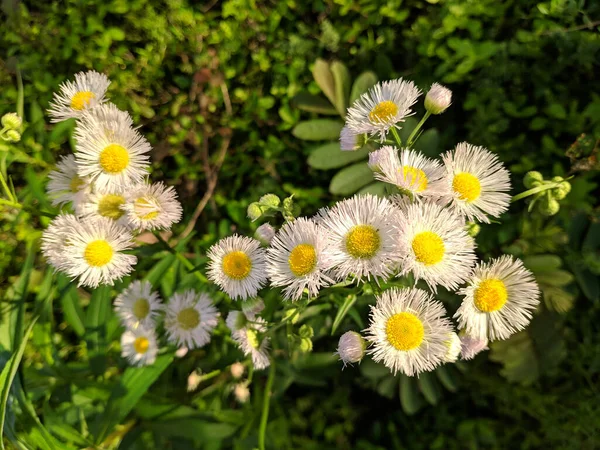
[74,108,151,191]
[120,326,158,367]
[165,290,220,349]
[48,70,110,122]
[47,155,92,208]
[233,383,250,404]
[440,142,511,223]
[366,287,453,376]
[346,79,421,140]
[424,83,452,115]
[443,332,461,363]
[459,334,489,360]
[318,194,401,283]
[122,182,183,231]
[230,362,245,379]
[340,126,362,151]
[454,255,540,341]
[41,213,81,268]
[231,317,271,370]
[255,223,276,245]
[76,186,129,226]
[50,216,136,288]
[267,218,334,300]
[336,331,366,367]
[114,280,163,329]
[367,145,397,173]
[397,200,476,291]
[373,147,445,200]
[207,235,268,300]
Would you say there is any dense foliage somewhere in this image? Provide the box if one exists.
[1,0,599,448]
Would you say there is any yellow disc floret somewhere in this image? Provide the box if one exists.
[288,243,317,276]
[99,144,130,174]
[132,298,150,320]
[83,240,113,267]
[452,172,481,202]
[474,278,508,312]
[412,231,445,266]
[222,251,252,280]
[246,329,260,349]
[401,166,428,192]
[177,307,200,330]
[134,197,160,220]
[385,312,425,351]
[70,175,85,193]
[345,225,381,259]
[97,194,126,220]
[133,336,150,354]
[369,100,398,124]
[70,91,95,110]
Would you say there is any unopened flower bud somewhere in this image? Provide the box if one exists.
[551,176,564,183]
[299,337,313,353]
[553,181,571,200]
[538,195,560,216]
[5,129,21,143]
[336,331,366,367]
[259,194,281,208]
[233,383,250,404]
[226,311,247,332]
[175,347,189,358]
[523,171,543,189]
[230,362,245,379]
[1,113,22,130]
[255,223,275,245]
[187,370,202,392]
[340,125,361,151]
[467,222,481,237]
[298,324,314,339]
[247,202,263,221]
[424,83,452,115]
[443,332,461,363]
[459,334,488,360]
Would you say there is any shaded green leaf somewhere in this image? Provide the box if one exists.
[308,142,371,170]
[350,71,378,105]
[329,162,374,195]
[312,59,337,108]
[331,61,351,116]
[418,371,442,405]
[523,254,562,273]
[400,375,425,415]
[435,365,458,393]
[331,294,357,335]
[292,120,343,141]
[357,182,387,197]
[292,92,338,115]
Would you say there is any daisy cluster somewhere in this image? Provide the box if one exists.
[41,71,182,288]
[206,79,540,377]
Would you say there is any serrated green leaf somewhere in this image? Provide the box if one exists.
[308,142,371,170]
[331,294,357,335]
[292,119,343,141]
[331,61,351,116]
[399,375,424,415]
[350,71,378,104]
[292,92,338,115]
[418,371,442,405]
[523,254,562,273]
[329,162,374,195]
[312,59,337,108]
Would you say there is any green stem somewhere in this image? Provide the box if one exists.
[406,111,431,147]
[511,182,560,202]
[390,127,402,147]
[0,170,15,203]
[258,362,275,450]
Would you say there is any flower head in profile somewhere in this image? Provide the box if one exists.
[459,334,489,360]
[122,182,182,231]
[114,280,163,329]
[41,213,81,268]
[47,155,92,208]
[230,316,271,370]
[165,290,219,349]
[48,70,110,122]
[76,186,129,226]
[121,326,158,367]
[454,256,540,341]
[339,126,362,151]
[424,83,452,115]
[442,332,461,363]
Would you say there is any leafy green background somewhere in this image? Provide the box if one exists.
[1,0,600,448]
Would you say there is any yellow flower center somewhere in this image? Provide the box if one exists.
[222,251,252,280]
[97,194,126,220]
[288,243,317,276]
[369,100,398,124]
[345,225,381,259]
[132,298,150,320]
[385,312,424,351]
[400,166,428,192]
[134,197,159,220]
[246,329,259,349]
[83,239,113,267]
[474,278,508,312]
[70,91,95,110]
[412,231,445,266]
[99,144,130,174]
[133,336,150,354]
[177,307,200,330]
[70,175,84,193]
[452,172,481,202]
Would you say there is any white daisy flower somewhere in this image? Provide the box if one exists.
[454,255,540,341]
[267,218,334,300]
[318,194,401,283]
[76,186,129,226]
[440,142,511,223]
[165,290,220,349]
[74,109,151,191]
[120,326,158,367]
[114,280,163,329]
[231,317,271,370]
[47,155,92,208]
[366,287,453,376]
[336,331,366,367]
[346,78,421,140]
[122,182,182,231]
[53,217,136,288]
[397,200,476,291]
[340,126,362,151]
[83,103,134,128]
[41,213,81,268]
[207,235,268,300]
[459,334,489,360]
[48,70,110,122]
[373,147,445,200]
[367,145,397,173]
[443,332,461,363]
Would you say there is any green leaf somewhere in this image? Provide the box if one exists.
[307,142,371,170]
[57,275,85,337]
[85,284,112,353]
[435,366,458,392]
[542,286,575,313]
[331,294,357,335]
[329,162,374,195]
[417,371,442,405]
[292,92,338,115]
[331,61,351,116]
[413,128,440,157]
[523,254,562,273]
[293,352,337,370]
[312,59,337,108]
[535,270,574,287]
[92,353,174,444]
[359,358,390,380]
[143,253,177,286]
[572,266,599,302]
[350,71,378,104]
[399,375,425,415]
[292,119,343,141]
[357,182,387,197]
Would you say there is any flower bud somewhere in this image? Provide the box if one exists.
[233,383,250,404]
[282,196,297,221]
[466,222,481,237]
[298,324,314,339]
[299,337,313,353]
[187,370,202,392]
[459,334,488,360]
[255,223,275,245]
[553,181,571,200]
[523,171,543,189]
[247,202,263,221]
[230,362,245,379]
[175,347,189,358]
[5,129,21,143]
[1,113,22,130]
[424,83,452,115]
[259,194,281,208]
[538,195,560,216]
[551,176,564,183]
[443,332,461,363]
[340,125,361,151]
[336,331,366,367]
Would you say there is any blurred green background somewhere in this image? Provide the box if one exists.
[1,0,600,448]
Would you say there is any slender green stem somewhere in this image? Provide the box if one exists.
[258,362,275,450]
[0,171,15,203]
[511,182,560,202]
[390,127,402,147]
[406,111,431,147]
